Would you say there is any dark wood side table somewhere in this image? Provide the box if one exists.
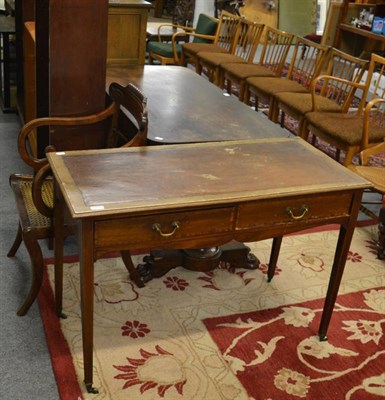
[0,15,15,112]
[49,138,370,393]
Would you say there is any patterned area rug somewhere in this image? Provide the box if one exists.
[39,226,385,399]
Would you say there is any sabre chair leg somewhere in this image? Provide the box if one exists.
[16,231,45,316]
[7,223,23,257]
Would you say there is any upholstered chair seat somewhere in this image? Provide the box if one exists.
[148,42,183,60]
[305,112,385,146]
[275,92,343,137]
[221,62,277,79]
[245,76,309,113]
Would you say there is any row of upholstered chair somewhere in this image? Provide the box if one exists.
[176,17,384,168]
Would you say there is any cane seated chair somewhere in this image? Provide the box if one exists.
[147,13,218,65]
[219,26,295,101]
[181,10,241,73]
[304,53,385,166]
[7,83,148,316]
[348,140,385,259]
[244,37,329,120]
[275,48,368,137]
[196,19,265,86]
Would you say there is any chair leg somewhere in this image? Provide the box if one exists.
[243,84,251,105]
[280,111,285,128]
[225,77,232,95]
[16,231,45,316]
[7,223,23,257]
[195,59,203,75]
[268,98,278,121]
[238,81,246,102]
[298,119,308,139]
[343,148,356,166]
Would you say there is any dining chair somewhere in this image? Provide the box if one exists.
[147,13,218,65]
[195,19,265,86]
[243,36,329,120]
[219,26,295,101]
[304,53,385,166]
[7,83,148,316]
[348,139,385,260]
[181,10,241,73]
[274,48,369,137]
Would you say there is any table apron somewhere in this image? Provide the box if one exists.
[92,192,355,253]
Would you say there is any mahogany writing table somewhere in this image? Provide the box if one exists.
[106,65,291,144]
[49,137,370,392]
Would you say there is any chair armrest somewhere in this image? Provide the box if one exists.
[18,102,117,171]
[310,75,366,112]
[157,23,195,41]
[362,98,385,149]
[32,163,54,218]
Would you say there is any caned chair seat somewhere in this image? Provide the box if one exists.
[350,166,385,193]
[347,140,385,259]
[305,112,385,146]
[7,174,54,316]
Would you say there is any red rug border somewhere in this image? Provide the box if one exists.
[38,257,84,400]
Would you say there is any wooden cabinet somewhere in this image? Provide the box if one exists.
[107,0,152,65]
[15,0,109,156]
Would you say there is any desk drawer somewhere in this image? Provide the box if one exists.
[95,207,234,249]
[236,192,352,230]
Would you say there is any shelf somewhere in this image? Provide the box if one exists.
[339,23,385,44]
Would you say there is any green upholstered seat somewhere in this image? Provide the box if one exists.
[147,42,183,58]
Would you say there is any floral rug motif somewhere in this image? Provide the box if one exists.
[204,287,385,400]
[39,226,385,399]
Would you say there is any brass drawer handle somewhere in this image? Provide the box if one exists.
[285,205,309,220]
[152,221,180,237]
